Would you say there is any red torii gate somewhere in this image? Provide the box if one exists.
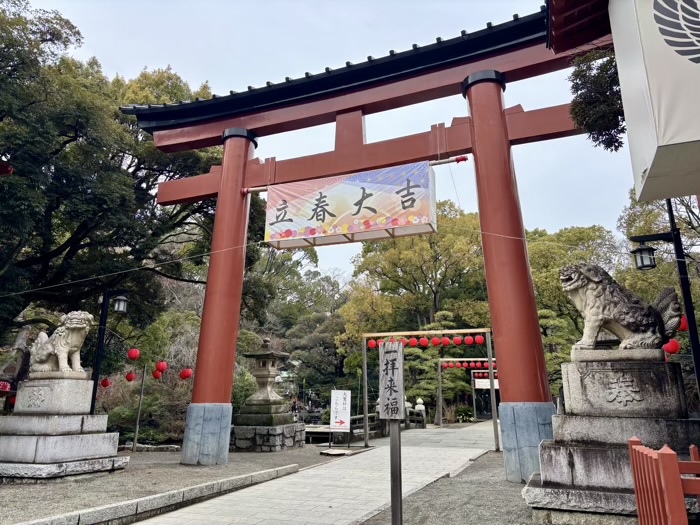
[123,11,609,481]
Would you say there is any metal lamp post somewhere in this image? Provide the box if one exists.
[90,289,128,415]
[630,198,700,389]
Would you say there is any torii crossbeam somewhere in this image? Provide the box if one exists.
[123,9,609,482]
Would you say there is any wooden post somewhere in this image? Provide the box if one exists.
[471,371,477,421]
[390,419,403,525]
[486,333,500,451]
[132,364,147,453]
[437,361,443,428]
[379,341,404,525]
[658,445,688,525]
[362,337,369,448]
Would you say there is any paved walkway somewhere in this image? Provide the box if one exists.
[141,422,496,525]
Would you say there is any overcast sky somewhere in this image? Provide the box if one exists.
[35,0,634,277]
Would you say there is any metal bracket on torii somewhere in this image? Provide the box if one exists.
[157,103,577,206]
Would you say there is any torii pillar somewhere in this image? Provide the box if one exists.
[180,128,256,465]
[463,70,554,483]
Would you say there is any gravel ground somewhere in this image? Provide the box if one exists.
[1,446,332,525]
[361,451,533,525]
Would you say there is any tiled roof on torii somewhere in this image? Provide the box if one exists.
[121,7,549,133]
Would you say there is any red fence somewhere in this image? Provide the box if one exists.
[629,438,700,525]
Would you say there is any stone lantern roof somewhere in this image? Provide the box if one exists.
[240,338,289,360]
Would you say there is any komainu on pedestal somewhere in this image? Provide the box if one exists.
[0,312,128,482]
[523,264,699,523]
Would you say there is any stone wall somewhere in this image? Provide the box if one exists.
[231,422,305,452]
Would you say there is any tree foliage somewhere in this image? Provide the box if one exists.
[569,50,626,152]
[0,2,267,342]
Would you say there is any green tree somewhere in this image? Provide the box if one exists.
[569,49,625,152]
[0,2,268,341]
[352,201,487,328]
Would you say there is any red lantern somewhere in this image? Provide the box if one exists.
[475,335,485,345]
[389,338,396,343]
[449,362,455,368]
[127,348,140,360]
[180,369,193,380]
[469,362,476,368]
[100,379,110,388]
[477,373,484,378]
[495,373,498,379]
[484,362,490,369]
[493,362,497,369]
[420,337,429,347]
[476,362,483,368]
[680,316,689,331]
[453,336,463,345]
[455,362,462,368]
[465,336,474,345]
[431,337,441,346]
[400,338,408,346]
[9,396,15,405]
[443,363,449,369]
[409,337,418,347]
[156,361,168,373]
[125,372,136,382]
[663,339,681,354]
[152,370,162,379]
[368,339,377,349]
[441,337,451,346]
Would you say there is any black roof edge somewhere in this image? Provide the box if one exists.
[121,10,547,134]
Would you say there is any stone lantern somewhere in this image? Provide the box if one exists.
[232,338,305,452]
[238,338,290,417]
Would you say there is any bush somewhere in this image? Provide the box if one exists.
[321,408,330,424]
[454,404,474,423]
[103,371,191,444]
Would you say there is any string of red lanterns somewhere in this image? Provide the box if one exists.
[366,335,489,348]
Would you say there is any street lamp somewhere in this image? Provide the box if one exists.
[631,243,657,271]
[630,198,700,390]
[90,289,129,415]
[112,295,128,314]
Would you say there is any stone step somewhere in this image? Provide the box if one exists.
[0,456,128,482]
[0,414,107,436]
[540,440,632,491]
[552,414,700,449]
[0,432,119,464]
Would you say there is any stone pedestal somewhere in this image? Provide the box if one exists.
[0,379,127,482]
[523,356,695,522]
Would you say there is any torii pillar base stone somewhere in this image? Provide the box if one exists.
[463,71,556,483]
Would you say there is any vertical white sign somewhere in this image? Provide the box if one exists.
[379,342,405,420]
[330,390,351,432]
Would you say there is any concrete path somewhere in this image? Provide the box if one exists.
[140,423,496,525]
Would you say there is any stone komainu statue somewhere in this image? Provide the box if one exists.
[560,264,682,349]
[29,311,94,373]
